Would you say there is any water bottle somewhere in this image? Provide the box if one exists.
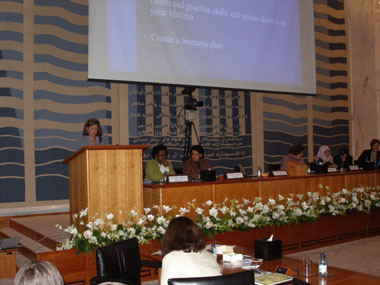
[210,243,217,259]
[163,171,168,183]
[307,164,311,174]
[318,252,328,277]
[257,167,262,178]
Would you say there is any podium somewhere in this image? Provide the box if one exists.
[63,145,148,224]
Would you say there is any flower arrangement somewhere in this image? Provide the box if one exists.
[57,185,380,254]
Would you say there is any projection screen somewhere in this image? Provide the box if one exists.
[89,0,316,94]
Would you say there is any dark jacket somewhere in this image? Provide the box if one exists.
[356,150,380,168]
[333,155,353,170]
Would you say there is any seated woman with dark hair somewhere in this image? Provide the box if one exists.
[160,217,221,285]
[145,144,175,181]
[334,148,353,170]
[280,144,305,170]
[357,139,380,168]
[182,145,212,181]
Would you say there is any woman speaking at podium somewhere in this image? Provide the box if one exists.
[76,118,104,148]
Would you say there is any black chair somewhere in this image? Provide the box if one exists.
[167,270,254,285]
[90,238,161,285]
[267,163,281,172]
[174,167,183,175]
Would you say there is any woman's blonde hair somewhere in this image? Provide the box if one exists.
[14,261,64,285]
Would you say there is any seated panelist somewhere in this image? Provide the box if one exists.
[356,139,380,168]
[315,145,336,167]
[145,144,175,181]
[280,144,305,171]
[182,145,212,181]
[333,148,353,170]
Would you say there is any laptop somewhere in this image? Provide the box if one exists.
[0,237,20,250]
[200,169,216,182]
[363,162,375,171]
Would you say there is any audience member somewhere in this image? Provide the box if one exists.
[14,261,64,285]
[357,139,380,168]
[182,145,212,181]
[160,217,221,285]
[145,144,175,181]
[280,144,305,170]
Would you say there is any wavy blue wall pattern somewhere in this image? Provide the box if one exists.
[0,0,25,203]
[312,0,349,157]
[263,94,308,171]
[33,0,112,201]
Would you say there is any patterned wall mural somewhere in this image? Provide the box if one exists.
[0,0,350,208]
[312,0,350,156]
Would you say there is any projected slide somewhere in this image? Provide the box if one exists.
[89,0,316,94]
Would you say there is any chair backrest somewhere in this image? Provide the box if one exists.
[167,270,254,285]
[95,238,142,285]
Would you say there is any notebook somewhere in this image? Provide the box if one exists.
[200,169,216,182]
[0,237,20,250]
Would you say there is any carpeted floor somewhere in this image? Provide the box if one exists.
[285,235,380,277]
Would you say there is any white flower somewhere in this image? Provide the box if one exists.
[130,210,138,217]
[302,201,308,210]
[278,194,284,201]
[94,218,104,226]
[144,208,151,214]
[272,212,279,219]
[206,200,213,206]
[342,188,348,194]
[278,205,285,211]
[221,206,229,214]
[209,208,218,218]
[247,207,254,213]
[295,208,302,216]
[262,205,269,214]
[179,207,189,215]
[195,207,204,215]
[106,213,114,221]
[147,214,155,221]
[163,205,172,213]
[101,232,107,238]
[110,224,117,231]
[157,216,167,224]
[236,217,244,224]
[158,226,166,235]
[79,208,88,218]
[268,198,276,205]
[243,198,251,205]
[83,230,93,239]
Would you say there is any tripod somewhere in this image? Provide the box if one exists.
[183,121,200,162]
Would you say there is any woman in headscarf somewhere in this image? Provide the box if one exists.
[316,145,334,166]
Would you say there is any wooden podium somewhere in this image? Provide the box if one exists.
[63,145,148,224]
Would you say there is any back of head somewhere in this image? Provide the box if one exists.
[289,144,304,155]
[14,261,64,285]
[161,216,205,256]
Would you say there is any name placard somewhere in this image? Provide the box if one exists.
[225,172,244,179]
[168,175,189,183]
[271,170,288,177]
[349,165,360,171]
[327,167,338,173]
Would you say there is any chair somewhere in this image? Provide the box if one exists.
[90,238,161,285]
[167,270,254,285]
